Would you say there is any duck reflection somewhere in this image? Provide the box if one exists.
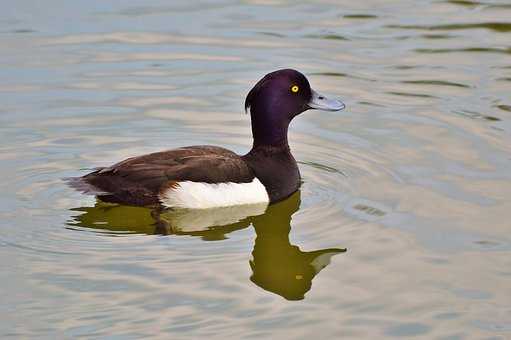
[249,193,346,300]
[68,191,346,300]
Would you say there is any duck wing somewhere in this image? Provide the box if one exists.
[69,145,255,206]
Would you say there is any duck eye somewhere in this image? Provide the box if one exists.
[291,85,299,93]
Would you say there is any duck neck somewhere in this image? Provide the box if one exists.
[243,109,300,203]
[250,106,291,148]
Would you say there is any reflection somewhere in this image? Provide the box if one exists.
[69,203,158,235]
[250,192,346,300]
[68,200,263,240]
[68,191,346,300]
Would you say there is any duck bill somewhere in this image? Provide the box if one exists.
[307,89,345,111]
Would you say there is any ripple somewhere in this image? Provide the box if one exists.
[10,28,37,34]
[414,47,511,54]
[385,322,432,337]
[445,0,482,7]
[43,32,293,49]
[496,104,511,112]
[256,32,286,38]
[298,161,347,176]
[419,33,454,40]
[387,91,437,98]
[453,110,501,121]
[309,71,348,78]
[303,34,349,41]
[352,204,386,217]
[387,22,511,32]
[402,80,471,88]
[343,14,378,19]
[309,71,375,82]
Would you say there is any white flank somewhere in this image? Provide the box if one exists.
[159,178,270,209]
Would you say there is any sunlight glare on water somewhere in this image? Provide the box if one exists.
[1,0,510,338]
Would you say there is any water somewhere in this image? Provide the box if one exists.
[1,0,510,338]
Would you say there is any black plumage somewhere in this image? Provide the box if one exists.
[70,146,255,206]
[68,69,345,207]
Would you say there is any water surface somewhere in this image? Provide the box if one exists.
[1,0,510,338]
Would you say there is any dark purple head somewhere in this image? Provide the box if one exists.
[245,69,345,147]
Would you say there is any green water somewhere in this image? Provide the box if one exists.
[1,0,510,338]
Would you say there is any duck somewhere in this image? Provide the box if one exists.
[68,69,345,209]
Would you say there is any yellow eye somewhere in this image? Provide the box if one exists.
[291,85,299,93]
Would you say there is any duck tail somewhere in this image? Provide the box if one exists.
[64,174,109,195]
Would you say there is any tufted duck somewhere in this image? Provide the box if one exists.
[68,69,345,208]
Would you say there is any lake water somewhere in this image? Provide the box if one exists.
[1,0,510,338]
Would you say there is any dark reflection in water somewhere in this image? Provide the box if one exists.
[249,192,345,300]
[68,191,346,300]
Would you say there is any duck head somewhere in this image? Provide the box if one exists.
[245,69,345,147]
